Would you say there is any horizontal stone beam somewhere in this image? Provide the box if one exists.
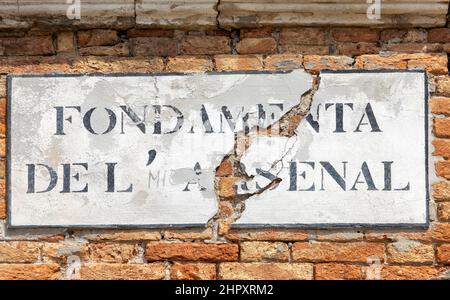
[0,0,448,29]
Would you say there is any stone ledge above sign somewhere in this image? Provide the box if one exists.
[0,0,448,29]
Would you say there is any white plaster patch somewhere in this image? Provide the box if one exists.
[235,71,428,227]
[8,70,313,227]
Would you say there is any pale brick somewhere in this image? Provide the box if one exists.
[219,263,313,280]
[433,181,450,201]
[407,53,448,75]
[292,242,384,263]
[437,202,450,222]
[386,241,434,264]
[88,243,140,263]
[280,44,329,55]
[164,227,212,240]
[303,55,354,73]
[171,262,216,280]
[436,76,450,97]
[264,54,303,70]
[315,263,363,280]
[381,266,445,280]
[80,263,165,280]
[82,229,161,241]
[42,242,89,262]
[0,241,40,262]
[240,242,289,262]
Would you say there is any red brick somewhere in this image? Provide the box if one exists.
[315,263,363,280]
[217,176,239,198]
[280,28,328,45]
[1,35,54,55]
[434,118,450,138]
[428,28,450,43]
[383,43,443,53]
[336,43,380,56]
[292,242,384,263]
[131,37,178,56]
[216,159,233,177]
[0,264,60,280]
[145,242,238,262]
[437,244,450,264]
[0,178,5,219]
[236,38,276,54]
[180,36,230,55]
[171,263,216,280]
[381,29,427,43]
[80,263,165,280]
[303,55,354,73]
[332,28,379,43]
[77,29,118,47]
[280,44,329,55]
[407,53,448,75]
[431,97,450,116]
[430,223,450,242]
[433,139,450,159]
[127,29,174,38]
[240,28,274,38]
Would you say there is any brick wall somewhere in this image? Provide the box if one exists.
[0,25,450,280]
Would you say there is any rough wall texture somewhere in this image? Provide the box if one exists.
[1,12,450,280]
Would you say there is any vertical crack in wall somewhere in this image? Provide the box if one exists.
[208,72,322,239]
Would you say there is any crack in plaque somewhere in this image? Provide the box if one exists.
[208,73,322,238]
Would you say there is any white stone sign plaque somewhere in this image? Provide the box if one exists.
[7,70,428,228]
[235,70,429,227]
[7,70,313,227]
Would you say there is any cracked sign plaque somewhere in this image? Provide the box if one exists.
[8,70,313,227]
[7,70,428,228]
